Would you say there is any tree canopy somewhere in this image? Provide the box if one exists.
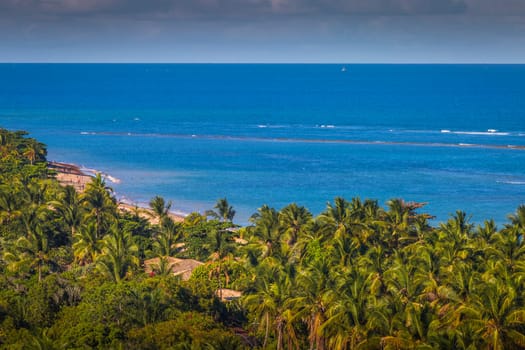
[1,128,524,349]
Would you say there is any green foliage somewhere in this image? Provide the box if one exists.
[2,128,525,349]
[0,128,48,182]
[126,313,246,349]
[206,197,236,223]
[179,219,235,261]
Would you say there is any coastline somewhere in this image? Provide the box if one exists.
[48,161,93,192]
[49,161,187,223]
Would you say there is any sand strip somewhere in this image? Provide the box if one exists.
[49,161,186,223]
[49,161,93,192]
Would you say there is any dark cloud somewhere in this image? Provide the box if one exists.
[1,0,524,62]
[2,0,517,20]
[3,0,525,21]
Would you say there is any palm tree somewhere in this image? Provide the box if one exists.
[507,204,525,234]
[0,184,24,224]
[51,185,84,236]
[96,224,139,283]
[81,174,117,237]
[250,205,283,260]
[318,197,351,240]
[153,217,181,257]
[278,203,312,247]
[209,228,235,299]
[206,198,236,223]
[321,266,373,350]
[291,259,333,350]
[22,139,46,165]
[243,272,297,350]
[491,226,525,270]
[149,195,172,224]
[4,225,54,282]
[458,280,525,349]
[437,211,474,267]
[149,256,175,277]
[72,222,102,265]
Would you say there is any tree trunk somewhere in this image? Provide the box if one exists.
[263,312,270,349]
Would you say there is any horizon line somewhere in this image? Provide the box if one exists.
[1,61,524,65]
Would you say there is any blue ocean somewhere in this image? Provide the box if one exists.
[1,64,525,225]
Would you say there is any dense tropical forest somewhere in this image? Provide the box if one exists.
[1,127,525,349]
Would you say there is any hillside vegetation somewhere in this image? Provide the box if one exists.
[1,128,524,349]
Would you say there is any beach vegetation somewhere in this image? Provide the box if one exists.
[1,128,525,349]
[206,197,236,223]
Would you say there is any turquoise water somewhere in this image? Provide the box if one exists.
[1,64,525,225]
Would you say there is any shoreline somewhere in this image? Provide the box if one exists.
[48,161,93,192]
[49,161,187,223]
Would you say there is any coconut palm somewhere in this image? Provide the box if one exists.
[51,185,84,236]
[149,195,172,224]
[96,224,139,283]
[250,205,283,260]
[278,203,312,247]
[81,173,117,237]
[153,217,181,257]
[291,259,333,350]
[22,138,46,165]
[318,197,351,240]
[209,228,236,299]
[4,224,54,282]
[206,197,236,223]
[0,184,24,224]
[458,280,525,349]
[244,271,297,350]
[507,205,525,233]
[149,256,176,277]
[321,266,373,350]
[437,211,474,267]
[72,222,102,265]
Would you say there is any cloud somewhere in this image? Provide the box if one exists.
[1,0,525,26]
[0,0,501,20]
[1,0,524,63]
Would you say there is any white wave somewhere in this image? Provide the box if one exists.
[254,124,288,129]
[442,130,509,136]
[458,143,473,146]
[80,131,96,135]
[105,175,121,184]
[80,167,121,184]
[497,180,525,185]
[319,124,335,128]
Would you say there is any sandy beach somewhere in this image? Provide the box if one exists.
[49,161,186,223]
[48,161,93,192]
[118,202,186,223]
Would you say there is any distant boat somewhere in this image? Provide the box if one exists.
[341,66,347,72]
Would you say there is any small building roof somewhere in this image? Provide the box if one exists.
[216,288,242,301]
[144,257,203,280]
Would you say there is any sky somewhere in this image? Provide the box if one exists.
[0,0,524,63]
